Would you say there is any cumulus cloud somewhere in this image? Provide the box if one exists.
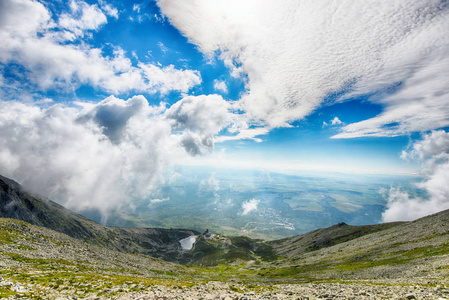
[139,63,201,94]
[331,117,343,126]
[241,199,260,215]
[382,130,449,222]
[0,0,200,95]
[77,95,149,143]
[0,93,234,220]
[165,94,232,155]
[0,97,172,218]
[158,0,449,135]
[323,116,343,127]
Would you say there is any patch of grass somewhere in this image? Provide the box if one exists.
[0,285,16,298]
[229,285,244,293]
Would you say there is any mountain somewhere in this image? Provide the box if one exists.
[0,175,197,261]
[1,173,449,298]
[259,208,449,282]
[2,217,446,299]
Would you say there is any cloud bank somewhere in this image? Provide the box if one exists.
[158,0,449,136]
[382,130,449,222]
[0,94,232,220]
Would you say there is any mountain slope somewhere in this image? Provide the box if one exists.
[261,209,449,282]
[3,217,446,300]
[270,221,404,258]
[0,175,197,261]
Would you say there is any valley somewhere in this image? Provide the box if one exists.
[99,166,420,240]
[1,174,449,298]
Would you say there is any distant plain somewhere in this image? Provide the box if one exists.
[93,166,421,240]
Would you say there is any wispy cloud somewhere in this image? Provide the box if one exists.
[215,127,269,143]
[199,173,220,192]
[148,197,169,205]
[158,0,449,135]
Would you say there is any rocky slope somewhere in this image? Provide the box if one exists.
[259,208,449,283]
[0,175,197,261]
[1,217,448,299]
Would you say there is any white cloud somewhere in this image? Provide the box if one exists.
[0,97,175,218]
[331,117,342,126]
[165,94,232,155]
[382,130,449,222]
[59,0,107,38]
[213,79,228,94]
[0,93,234,220]
[241,198,260,215]
[139,63,202,94]
[133,4,141,13]
[402,130,449,161]
[148,197,169,205]
[0,0,51,41]
[215,127,269,143]
[323,116,343,127]
[0,0,201,95]
[99,0,119,19]
[158,0,449,135]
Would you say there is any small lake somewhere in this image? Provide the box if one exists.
[180,235,197,251]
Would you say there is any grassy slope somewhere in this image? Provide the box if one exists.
[261,209,449,282]
[1,209,449,298]
[270,221,404,258]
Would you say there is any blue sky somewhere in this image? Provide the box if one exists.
[1,0,449,221]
